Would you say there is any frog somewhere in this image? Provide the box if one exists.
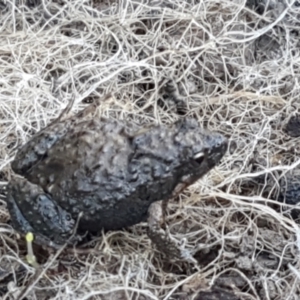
[6,93,228,261]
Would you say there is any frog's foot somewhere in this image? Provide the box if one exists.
[147,201,197,264]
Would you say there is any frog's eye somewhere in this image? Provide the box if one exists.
[65,214,72,222]
[194,152,204,164]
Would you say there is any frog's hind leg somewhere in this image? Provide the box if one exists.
[147,200,197,264]
[6,177,78,249]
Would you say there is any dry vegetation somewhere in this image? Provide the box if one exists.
[1,0,300,299]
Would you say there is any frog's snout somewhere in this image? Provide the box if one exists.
[206,133,228,165]
[215,134,228,155]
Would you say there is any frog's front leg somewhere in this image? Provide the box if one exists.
[147,200,197,264]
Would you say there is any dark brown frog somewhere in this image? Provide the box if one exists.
[6,94,228,260]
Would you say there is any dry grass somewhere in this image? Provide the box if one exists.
[1,0,300,299]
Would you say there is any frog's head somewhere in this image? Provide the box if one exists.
[174,118,228,181]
